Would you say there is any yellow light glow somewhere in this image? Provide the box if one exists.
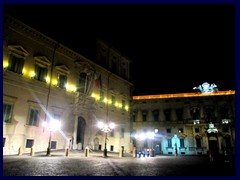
[29,71,35,78]
[108,100,112,104]
[3,62,8,68]
[133,90,235,100]
[65,83,70,89]
[103,98,108,103]
[46,76,50,83]
[95,95,100,100]
[71,86,77,92]
[52,79,58,86]
[118,103,123,108]
[91,93,96,98]
[125,105,129,111]
[22,68,26,74]
[115,102,118,107]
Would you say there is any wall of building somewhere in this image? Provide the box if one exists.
[3,14,133,155]
[131,92,235,156]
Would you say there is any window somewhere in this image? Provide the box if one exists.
[51,141,57,149]
[7,45,29,74]
[179,128,183,133]
[78,72,87,93]
[205,107,214,122]
[164,109,171,121]
[57,74,67,89]
[98,144,102,150]
[180,139,185,148]
[152,109,159,121]
[132,114,136,122]
[28,109,39,126]
[166,128,171,133]
[3,103,13,123]
[219,106,229,119]
[34,64,48,82]
[100,90,104,102]
[121,128,124,138]
[176,108,183,121]
[196,136,201,148]
[7,54,24,74]
[110,129,114,137]
[142,110,147,122]
[122,100,125,109]
[111,95,116,105]
[222,126,229,133]
[26,139,34,148]
[168,139,172,147]
[195,128,200,133]
[34,56,50,82]
[190,106,200,120]
[110,145,114,151]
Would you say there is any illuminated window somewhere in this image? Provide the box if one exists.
[3,103,13,123]
[78,72,87,93]
[7,54,24,74]
[34,56,50,82]
[28,109,39,126]
[7,45,29,74]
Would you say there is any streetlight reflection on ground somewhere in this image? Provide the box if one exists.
[97,121,115,157]
[42,119,61,156]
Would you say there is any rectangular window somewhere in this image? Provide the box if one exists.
[121,128,124,138]
[35,64,48,82]
[58,74,67,89]
[122,100,125,109]
[142,114,147,122]
[195,128,200,133]
[100,90,104,102]
[196,138,201,148]
[180,139,185,148]
[98,144,102,150]
[28,109,39,126]
[3,103,13,123]
[132,114,136,122]
[51,141,57,149]
[26,139,34,148]
[166,128,171,133]
[168,139,172,147]
[110,145,114,151]
[7,54,24,74]
[222,126,229,133]
[111,95,116,105]
[110,129,114,137]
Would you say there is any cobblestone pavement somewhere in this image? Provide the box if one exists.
[3,150,235,176]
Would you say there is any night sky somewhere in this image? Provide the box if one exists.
[4,4,235,95]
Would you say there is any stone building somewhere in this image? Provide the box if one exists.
[3,14,133,155]
[131,89,235,156]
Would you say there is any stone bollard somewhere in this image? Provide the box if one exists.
[65,148,70,157]
[30,147,35,156]
[18,146,23,156]
[85,147,89,157]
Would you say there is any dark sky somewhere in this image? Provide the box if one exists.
[4,4,235,95]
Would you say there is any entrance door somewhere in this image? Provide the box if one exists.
[208,135,218,156]
[154,141,161,155]
[77,117,86,150]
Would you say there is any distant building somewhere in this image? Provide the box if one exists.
[131,91,235,156]
[3,14,133,155]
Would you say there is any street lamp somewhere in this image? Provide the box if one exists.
[42,118,61,156]
[97,121,115,157]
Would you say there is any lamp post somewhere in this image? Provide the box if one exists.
[97,121,115,157]
[42,118,61,156]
